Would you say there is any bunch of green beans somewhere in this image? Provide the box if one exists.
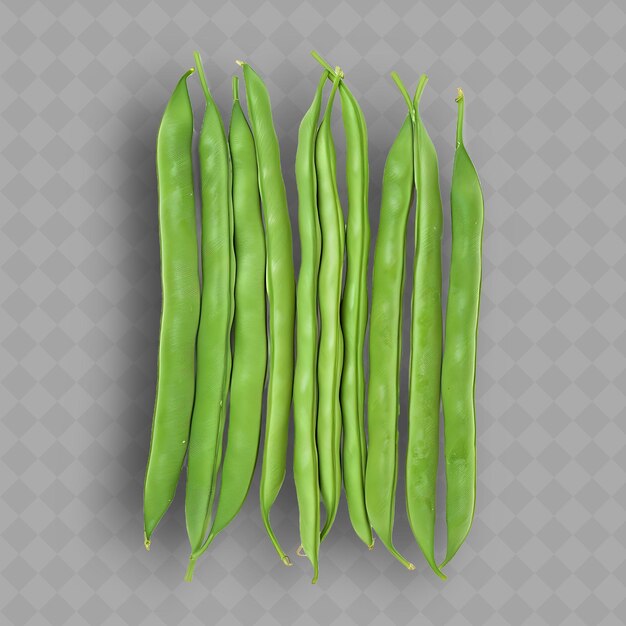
[143,51,483,583]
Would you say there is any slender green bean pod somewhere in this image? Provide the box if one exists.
[185,53,235,578]
[396,73,446,580]
[312,51,372,548]
[293,71,327,583]
[316,68,345,542]
[337,80,372,549]
[239,61,295,566]
[143,69,200,550]
[441,89,483,568]
[365,111,415,571]
[185,77,268,580]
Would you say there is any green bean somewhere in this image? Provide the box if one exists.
[143,69,200,550]
[337,79,372,550]
[293,70,327,583]
[441,89,483,568]
[394,73,446,579]
[185,76,268,580]
[238,60,295,566]
[185,52,235,578]
[316,68,345,543]
[365,111,415,571]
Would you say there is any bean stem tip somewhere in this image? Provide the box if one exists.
[232,75,239,101]
[456,87,464,102]
[281,555,293,567]
[235,59,245,67]
[184,559,196,582]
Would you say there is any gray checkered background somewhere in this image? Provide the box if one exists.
[1,0,625,624]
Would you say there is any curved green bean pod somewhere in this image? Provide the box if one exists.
[239,61,295,566]
[338,81,372,549]
[316,68,345,543]
[441,89,483,568]
[293,71,327,583]
[185,53,235,576]
[365,112,415,571]
[398,73,446,580]
[143,69,200,550]
[186,77,268,580]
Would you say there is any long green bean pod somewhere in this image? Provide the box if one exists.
[143,69,200,550]
[185,77,268,580]
[185,53,235,577]
[400,73,446,579]
[365,114,415,571]
[338,81,372,549]
[441,89,483,568]
[239,61,296,566]
[293,71,327,583]
[316,69,345,542]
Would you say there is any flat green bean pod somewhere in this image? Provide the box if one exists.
[239,61,295,566]
[316,69,346,543]
[441,89,483,568]
[337,79,372,550]
[186,77,268,580]
[394,73,446,580]
[293,70,327,583]
[144,69,200,550]
[365,113,415,571]
[185,52,235,579]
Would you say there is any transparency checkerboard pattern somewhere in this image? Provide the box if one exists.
[2,0,625,624]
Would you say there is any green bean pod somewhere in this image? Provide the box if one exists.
[143,69,200,550]
[293,71,327,583]
[402,74,446,579]
[338,81,372,549]
[441,89,483,568]
[185,53,235,576]
[186,77,268,580]
[365,113,415,571]
[239,61,295,565]
[316,69,345,542]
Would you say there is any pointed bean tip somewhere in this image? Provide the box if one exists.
[456,87,464,102]
[235,59,245,67]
